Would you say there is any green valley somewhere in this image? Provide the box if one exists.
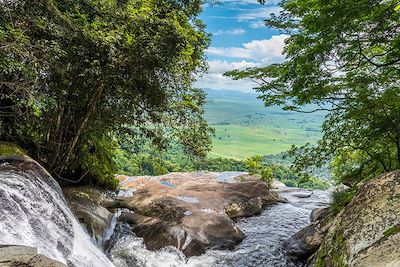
[204,89,325,159]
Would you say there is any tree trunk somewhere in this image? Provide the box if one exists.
[62,85,104,170]
[48,107,65,170]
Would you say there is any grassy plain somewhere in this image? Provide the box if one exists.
[204,89,325,159]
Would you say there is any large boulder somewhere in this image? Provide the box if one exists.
[312,170,400,267]
[115,172,280,256]
[310,207,330,224]
[284,207,332,261]
[0,245,67,267]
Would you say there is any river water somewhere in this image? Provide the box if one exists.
[109,188,330,267]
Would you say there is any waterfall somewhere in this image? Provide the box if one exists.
[0,157,114,267]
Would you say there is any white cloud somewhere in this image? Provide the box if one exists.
[195,60,261,92]
[207,47,252,59]
[237,6,282,21]
[249,20,266,29]
[208,59,260,73]
[207,34,288,64]
[196,34,288,91]
[214,28,246,36]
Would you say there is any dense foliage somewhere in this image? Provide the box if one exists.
[115,141,246,175]
[115,144,329,189]
[0,0,212,188]
[244,155,329,189]
[227,0,400,189]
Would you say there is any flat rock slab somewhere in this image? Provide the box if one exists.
[0,245,66,267]
[115,172,280,256]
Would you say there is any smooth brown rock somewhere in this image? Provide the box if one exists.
[116,172,280,256]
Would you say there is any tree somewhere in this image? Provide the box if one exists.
[0,0,212,187]
[226,0,400,184]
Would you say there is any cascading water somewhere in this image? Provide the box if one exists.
[108,188,330,267]
[0,157,114,267]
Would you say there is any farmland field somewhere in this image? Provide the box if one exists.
[204,89,326,159]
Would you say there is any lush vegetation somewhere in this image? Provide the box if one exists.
[244,155,329,189]
[0,0,212,188]
[227,0,400,209]
[114,141,247,175]
[116,145,329,189]
[3,0,394,200]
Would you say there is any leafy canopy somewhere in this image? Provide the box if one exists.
[0,0,212,188]
[227,0,400,185]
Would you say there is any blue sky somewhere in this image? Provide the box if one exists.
[195,0,287,92]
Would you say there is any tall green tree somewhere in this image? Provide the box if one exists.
[227,0,400,185]
[0,0,212,187]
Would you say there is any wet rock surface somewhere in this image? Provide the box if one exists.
[284,210,332,261]
[114,172,281,256]
[0,245,67,267]
[309,207,330,224]
[63,186,115,246]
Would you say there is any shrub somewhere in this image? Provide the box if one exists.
[78,134,119,190]
[0,142,26,157]
[330,187,358,214]
[260,166,274,186]
[244,155,263,175]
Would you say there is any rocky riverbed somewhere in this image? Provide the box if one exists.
[2,152,399,267]
[108,187,331,267]
[110,172,285,256]
[0,155,330,267]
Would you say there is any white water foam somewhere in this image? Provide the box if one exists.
[0,160,114,266]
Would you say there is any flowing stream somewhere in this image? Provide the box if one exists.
[0,159,114,267]
[109,188,330,267]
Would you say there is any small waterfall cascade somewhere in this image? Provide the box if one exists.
[0,157,114,267]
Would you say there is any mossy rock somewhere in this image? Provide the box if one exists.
[314,231,350,267]
[311,170,400,267]
[0,142,27,157]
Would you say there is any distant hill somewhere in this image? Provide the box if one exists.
[203,88,326,159]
